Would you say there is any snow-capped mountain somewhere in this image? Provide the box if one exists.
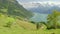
[20,1,60,14]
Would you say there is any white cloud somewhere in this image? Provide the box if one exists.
[19,1,60,8]
[17,0,60,3]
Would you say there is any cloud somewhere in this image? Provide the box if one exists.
[18,0,60,3]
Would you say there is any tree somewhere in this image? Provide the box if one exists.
[47,10,60,29]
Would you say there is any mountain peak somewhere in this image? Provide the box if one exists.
[19,1,60,14]
[20,1,60,8]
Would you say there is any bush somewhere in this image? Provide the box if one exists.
[30,21,35,24]
[4,17,15,28]
[4,22,12,28]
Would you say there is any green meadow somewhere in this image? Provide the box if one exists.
[0,0,60,34]
[0,14,60,34]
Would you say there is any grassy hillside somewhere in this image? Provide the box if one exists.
[0,0,37,31]
[0,13,36,34]
[0,0,60,34]
[0,0,33,19]
[0,0,36,31]
[0,0,37,34]
[0,14,60,34]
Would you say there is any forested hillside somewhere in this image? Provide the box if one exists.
[0,0,33,19]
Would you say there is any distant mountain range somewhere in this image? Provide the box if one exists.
[18,1,60,22]
[20,1,60,14]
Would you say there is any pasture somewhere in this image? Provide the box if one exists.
[0,14,60,34]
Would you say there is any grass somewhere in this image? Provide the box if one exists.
[37,29,60,34]
[16,19,36,30]
[0,14,60,34]
[0,21,60,34]
[0,26,60,34]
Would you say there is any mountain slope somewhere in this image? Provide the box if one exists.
[0,0,36,30]
[0,0,33,19]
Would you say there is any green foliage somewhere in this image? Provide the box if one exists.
[4,17,15,28]
[5,22,12,28]
[0,14,60,34]
[0,0,33,20]
[0,14,15,28]
[47,10,60,29]
[30,21,36,24]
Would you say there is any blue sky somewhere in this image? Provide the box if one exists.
[18,0,60,3]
